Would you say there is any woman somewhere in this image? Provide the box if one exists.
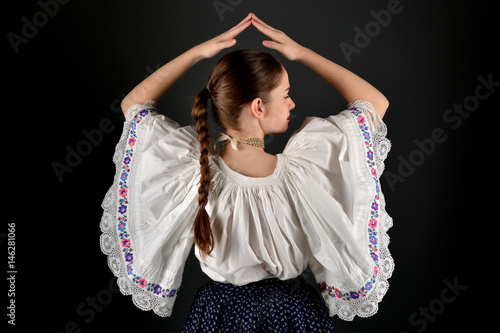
[100,13,394,332]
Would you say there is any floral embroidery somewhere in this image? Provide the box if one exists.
[367,150,373,160]
[116,108,180,299]
[318,107,382,302]
[138,279,147,288]
[119,188,128,198]
[153,285,162,295]
[118,205,127,214]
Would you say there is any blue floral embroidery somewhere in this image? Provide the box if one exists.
[319,107,382,301]
[116,108,180,298]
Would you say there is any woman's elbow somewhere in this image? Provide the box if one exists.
[375,96,389,119]
[120,98,132,116]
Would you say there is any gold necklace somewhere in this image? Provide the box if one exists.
[217,133,265,150]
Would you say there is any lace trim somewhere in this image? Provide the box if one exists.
[124,100,157,121]
[318,101,394,321]
[347,100,391,176]
[100,104,179,317]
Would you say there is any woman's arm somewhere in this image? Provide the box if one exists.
[120,48,202,113]
[251,14,389,119]
[120,13,253,114]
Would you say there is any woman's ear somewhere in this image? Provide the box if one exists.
[249,97,265,119]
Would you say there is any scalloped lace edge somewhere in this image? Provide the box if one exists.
[320,101,394,321]
[100,101,177,317]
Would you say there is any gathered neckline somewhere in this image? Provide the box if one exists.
[213,154,286,186]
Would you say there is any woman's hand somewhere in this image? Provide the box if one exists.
[252,14,388,118]
[196,13,253,59]
[121,14,252,113]
[251,14,306,61]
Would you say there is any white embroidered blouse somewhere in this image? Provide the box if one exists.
[99,99,394,321]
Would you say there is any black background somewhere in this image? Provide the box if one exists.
[5,0,495,332]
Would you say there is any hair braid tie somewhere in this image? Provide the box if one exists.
[201,87,211,100]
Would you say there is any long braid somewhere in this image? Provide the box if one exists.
[191,90,214,259]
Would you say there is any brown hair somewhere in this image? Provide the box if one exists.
[191,50,284,258]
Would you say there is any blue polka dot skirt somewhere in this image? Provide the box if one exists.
[181,277,335,332]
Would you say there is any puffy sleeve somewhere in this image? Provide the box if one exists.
[99,101,200,317]
[283,100,394,321]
